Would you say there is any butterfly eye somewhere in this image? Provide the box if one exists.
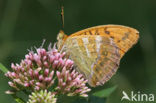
[57,30,66,40]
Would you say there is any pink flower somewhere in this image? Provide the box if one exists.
[5,44,91,97]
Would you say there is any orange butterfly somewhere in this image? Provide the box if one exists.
[57,25,139,87]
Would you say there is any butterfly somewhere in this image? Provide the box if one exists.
[57,25,139,87]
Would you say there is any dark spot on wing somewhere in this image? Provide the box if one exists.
[84,32,87,35]
[117,40,121,43]
[110,36,114,39]
[95,29,100,35]
[136,32,139,35]
[89,30,93,35]
[104,27,110,35]
[99,62,104,67]
[105,31,110,34]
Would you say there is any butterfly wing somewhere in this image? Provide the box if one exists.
[63,35,120,86]
[69,25,139,57]
[61,25,139,87]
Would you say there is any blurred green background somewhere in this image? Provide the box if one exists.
[0,0,156,103]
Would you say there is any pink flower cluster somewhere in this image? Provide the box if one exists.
[5,45,91,97]
[56,66,90,97]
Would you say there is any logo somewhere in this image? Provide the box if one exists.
[121,91,155,102]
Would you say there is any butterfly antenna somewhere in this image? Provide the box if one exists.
[58,0,64,30]
[61,6,64,29]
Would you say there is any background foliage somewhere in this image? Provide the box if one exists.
[0,0,156,103]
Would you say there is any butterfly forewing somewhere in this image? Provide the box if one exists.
[69,25,139,57]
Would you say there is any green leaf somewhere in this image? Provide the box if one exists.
[92,85,117,98]
[0,63,9,73]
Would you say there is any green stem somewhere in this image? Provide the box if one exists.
[12,94,26,103]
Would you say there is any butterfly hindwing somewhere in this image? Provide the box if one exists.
[63,35,120,87]
[89,36,121,86]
